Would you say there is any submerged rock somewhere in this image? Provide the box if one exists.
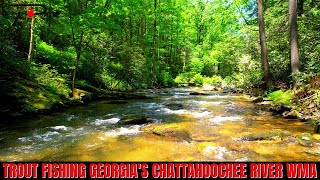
[189,92,207,96]
[164,102,183,107]
[240,129,291,141]
[119,115,155,125]
[106,100,128,104]
[304,149,320,156]
[296,132,314,147]
[141,124,192,142]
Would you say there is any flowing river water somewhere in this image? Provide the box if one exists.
[0,87,319,161]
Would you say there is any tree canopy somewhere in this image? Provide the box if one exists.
[0,0,319,113]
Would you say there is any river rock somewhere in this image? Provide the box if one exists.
[304,148,320,156]
[190,92,207,96]
[119,115,155,125]
[240,129,291,141]
[252,97,264,103]
[270,103,291,114]
[231,88,243,94]
[282,110,302,119]
[141,124,192,142]
[296,132,314,147]
[314,120,320,133]
[313,134,320,142]
[163,102,183,110]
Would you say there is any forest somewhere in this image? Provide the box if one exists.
[0,0,319,161]
[0,0,319,115]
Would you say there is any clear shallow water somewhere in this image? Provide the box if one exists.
[0,87,319,161]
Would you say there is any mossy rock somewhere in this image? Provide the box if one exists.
[119,115,155,125]
[296,132,314,147]
[142,124,192,142]
[241,129,291,141]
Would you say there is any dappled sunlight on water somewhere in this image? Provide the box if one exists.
[0,87,319,161]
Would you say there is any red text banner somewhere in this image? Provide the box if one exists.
[0,162,318,179]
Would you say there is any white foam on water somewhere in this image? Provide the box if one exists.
[209,116,243,124]
[159,108,189,115]
[202,145,233,160]
[187,100,222,106]
[174,92,186,95]
[192,111,212,118]
[131,102,164,109]
[93,118,120,125]
[50,126,69,131]
[17,137,32,142]
[104,125,141,137]
[35,131,60,142]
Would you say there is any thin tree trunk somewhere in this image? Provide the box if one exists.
[152,0,157,87]
[68,0,85,97]
[28,4,36,62]
[257,0,272,88]
[289,0,300,90]
[157,0,161,69]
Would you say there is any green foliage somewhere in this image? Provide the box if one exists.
[203,75,223,85]
[224,55,263,89]
[30,64,71,98]
[0,0,319,114]
[36,41,76,73]
[159,70,174,87]
[193,73,204,85]
[174,72,195,84]
[189,57,204,73]
[268,90,293,105]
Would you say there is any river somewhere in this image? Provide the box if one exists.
[0,87,319,161]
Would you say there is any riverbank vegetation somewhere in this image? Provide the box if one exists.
[0,0,319,118]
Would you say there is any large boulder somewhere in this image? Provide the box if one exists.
[240,129,291,141]
[119,115,155,125]
[296,132,314,147]
[141,123,192,142]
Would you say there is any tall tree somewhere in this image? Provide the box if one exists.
[289,0,300,90]
[152,0,157,87]
[257,0,272,88]
[27,3,36,62]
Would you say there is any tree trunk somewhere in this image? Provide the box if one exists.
[28,6,35,62]
[152,0,157,87]
[257,0,272,89]
[289,0,300,90]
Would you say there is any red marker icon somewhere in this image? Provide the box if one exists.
[28,7,34,18]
